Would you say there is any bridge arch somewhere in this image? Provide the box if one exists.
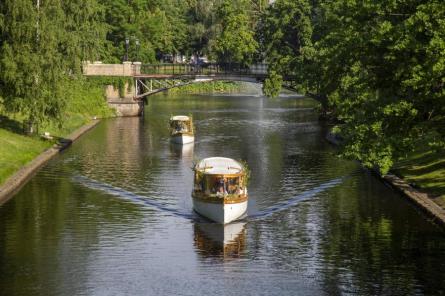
[134,75,264,100]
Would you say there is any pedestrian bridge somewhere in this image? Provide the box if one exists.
[83,61,269,100]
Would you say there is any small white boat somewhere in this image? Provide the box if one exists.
[192,157,248,224]
[169,115,194,144]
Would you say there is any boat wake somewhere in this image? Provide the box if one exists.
[249,177,346,219]
[73,175,346,222]
[72,175,196,220]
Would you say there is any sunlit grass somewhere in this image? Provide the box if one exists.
[167,81,242,94]
[0,78,114,186]
[393,149,445,208]
[0,129,50,185]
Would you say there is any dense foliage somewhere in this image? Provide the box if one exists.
[0,0,261,126]
[261,0,445,173]
[213,0,258,66]
[1,0,443,174]
[0,0,106,126]
[259,0,313,94]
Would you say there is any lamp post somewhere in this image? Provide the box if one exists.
[125,37,130,61]
[135,39,140,62]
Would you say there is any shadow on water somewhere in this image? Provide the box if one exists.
[74,174,347,222]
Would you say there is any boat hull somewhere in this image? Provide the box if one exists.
[171,134,194,144]
[192,198,247,224]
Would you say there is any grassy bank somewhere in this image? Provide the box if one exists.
[0,78,114,185]
[167,81,244,94]
[0,129,50,184]
[393,149,445,208]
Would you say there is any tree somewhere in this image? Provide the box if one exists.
[314,0,445,173]
[185,0,223,56]
[259,0,444,173]
[259,0,314,97]
[212,0,258,66]
[0,0,105,127]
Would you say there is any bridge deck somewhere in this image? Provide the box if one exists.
[138,63,267,79]
[83,62,269,79]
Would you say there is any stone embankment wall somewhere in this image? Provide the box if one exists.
[83,62,143,117]
[105,82,143,117]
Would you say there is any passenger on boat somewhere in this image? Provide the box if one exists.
[199,179,205,191]
[216,186,225,197]
[216,177,227,196]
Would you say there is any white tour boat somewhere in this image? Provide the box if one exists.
[192,157,248,224]
[169,115,194,144]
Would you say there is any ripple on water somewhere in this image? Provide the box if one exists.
[1,94,444,296]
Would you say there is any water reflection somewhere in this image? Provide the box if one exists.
[169,142,194,159]
[0,93,444,296]
[194,222,246,259]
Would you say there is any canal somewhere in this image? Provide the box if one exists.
[0,92,444,295]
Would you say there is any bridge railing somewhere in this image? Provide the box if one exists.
[139,63,268,77]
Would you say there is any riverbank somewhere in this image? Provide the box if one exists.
[326,130,445,226]
[167,81,245,94]
[392,149,445,208]
[0,78,114,200]
[0,120,100,204]
[0,80,249,202]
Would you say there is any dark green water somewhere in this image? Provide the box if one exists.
[0,93,444,296]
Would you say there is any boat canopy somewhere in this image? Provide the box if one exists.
[170,115,190,122]
[196,157,243,175]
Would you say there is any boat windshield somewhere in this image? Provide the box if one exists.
[170,120,190,134]
[194,174,245,196]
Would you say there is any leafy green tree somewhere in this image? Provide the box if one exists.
[99,0,191,62]
[314,0,445,173]
[213,0,258,65]
[185,0,223,56]
[0,0,105,127]
[260,0,444,173]
[262,70,282,98]
[61,0,108,71]
[259,0,314,97]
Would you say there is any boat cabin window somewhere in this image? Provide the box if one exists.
[171,120,189,133]
[194,175,243,195]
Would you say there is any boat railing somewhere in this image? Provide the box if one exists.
[193,190,246,200]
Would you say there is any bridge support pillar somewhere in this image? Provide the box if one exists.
[105,82,144,117]
[108,101,144,117]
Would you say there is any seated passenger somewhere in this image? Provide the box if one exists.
[216,186,224,197]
